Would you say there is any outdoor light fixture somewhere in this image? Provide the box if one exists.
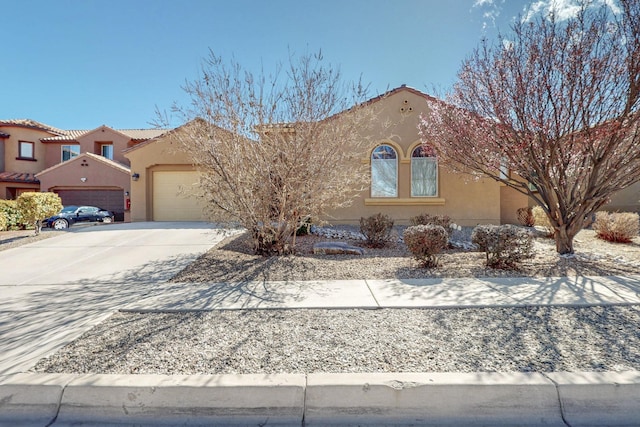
[80,177,87,182]
[132,173,140,181]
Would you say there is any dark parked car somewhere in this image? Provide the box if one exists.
[43,205,115,229]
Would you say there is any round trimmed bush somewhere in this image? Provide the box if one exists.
[403,224,448,268]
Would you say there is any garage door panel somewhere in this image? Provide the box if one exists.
[56,189,124,214]
[153,171,205,221]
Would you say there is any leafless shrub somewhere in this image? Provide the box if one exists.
[532,206,555,238]
[593,211,639,243]
[403,224,448,268]
[409,213,453,237]
[360,213,394,248]
[517,207,535,227]
[472,224,533,269]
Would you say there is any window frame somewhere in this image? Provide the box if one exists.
[370,144,399,198]
[410,145,438,197]
[17,140,35,161]
[101,144,114,160]
[61,144,81,162]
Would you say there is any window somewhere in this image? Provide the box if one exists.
[101,144,114,160]
[18,141,34,159]
[411,146,438,197]
[371,145,398,197]
[62,145,80,162]
[499,159,509,180]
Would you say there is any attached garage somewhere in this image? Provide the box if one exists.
[152,171,206,221]
[56,189,125,220]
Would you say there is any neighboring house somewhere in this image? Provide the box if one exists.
[0,119,165,220]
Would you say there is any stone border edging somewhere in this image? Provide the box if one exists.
[0,371,638,426]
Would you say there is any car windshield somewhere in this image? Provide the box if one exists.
[60,206,78,213]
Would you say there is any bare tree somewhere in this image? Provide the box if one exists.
[420,0,640,254]
[160,50,376,255]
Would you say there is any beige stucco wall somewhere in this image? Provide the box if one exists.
[44,126,134,169]
[0,126,51,174]
[604,181,640,213]
[124,137,196,222]
[37,155,130,193]
[325,89,503,226]
[500,185,530,225]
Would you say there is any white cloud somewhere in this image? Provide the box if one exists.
[472,0,503,30]
[473,0,495,7]
[522,0,621,22]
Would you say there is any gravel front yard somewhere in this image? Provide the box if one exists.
[34,306,640,375]
[18,225,640,375]
[171,227,640,282]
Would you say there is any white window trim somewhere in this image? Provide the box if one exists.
[410,146,438,198]
[101,144,114,160]
[61,144,81,162]
[371,145,398,198]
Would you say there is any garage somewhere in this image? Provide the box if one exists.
[56,189,124,220]
[152,171,205,221]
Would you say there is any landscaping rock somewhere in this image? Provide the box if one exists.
[313,241,364,255]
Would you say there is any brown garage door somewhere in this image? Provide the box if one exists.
[56,189,124,219]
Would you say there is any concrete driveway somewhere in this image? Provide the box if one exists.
[0,222,231,375]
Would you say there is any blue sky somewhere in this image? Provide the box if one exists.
[1,0,570,130]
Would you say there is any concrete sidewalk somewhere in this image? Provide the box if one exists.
[120,275,640,311]
[1,276,640,426]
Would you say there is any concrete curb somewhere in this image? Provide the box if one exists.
[1,371,639,426]
[305,372,563,426]
[546,371,640,427]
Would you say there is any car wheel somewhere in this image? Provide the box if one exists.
[53,219,69,229]
[102,216,113,223]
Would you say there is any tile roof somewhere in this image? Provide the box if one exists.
[0,119,65,135]
[35,152,130,177]
[40,128,167,142]
[0,172,39,183]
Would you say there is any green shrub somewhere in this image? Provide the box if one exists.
[517,207,535,227]
[409,213,453,236]
[17,192,63,235]
[593,211,639,243]
[0,199,24,230]
[0,211,7,231]
[359,213,394,248]
[403,224,448,268]
[472,224,533,269]
[532,206,554,237]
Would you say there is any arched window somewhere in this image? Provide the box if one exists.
[411,145,437,197]
[371,145,398,197]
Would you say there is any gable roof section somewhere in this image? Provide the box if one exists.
[122,119,209,154]
[40,127,167,142]
[35,152,130,178]
[0,119,66,135]
[0,172,39,183]
[361,85,438,107]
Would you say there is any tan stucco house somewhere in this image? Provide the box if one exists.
[2,86,639,225]
[0,119,164,220]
